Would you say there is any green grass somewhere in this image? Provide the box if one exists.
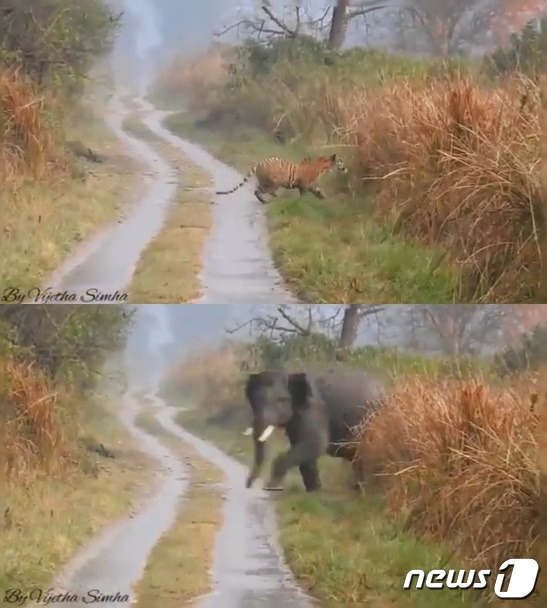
[121,114,213,302]
[1,99,140,292]
[133,407,224,608]
[163,112,459,303]
[174,406,489,608]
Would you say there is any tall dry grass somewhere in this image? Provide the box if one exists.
[0,359,78,485]
[0,66,58,184]
[265,70,540,301]
[355,376,539,569]
[345,75,539,302]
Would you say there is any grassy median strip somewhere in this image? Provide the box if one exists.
[162,112,458,304]
[174,407,489,608]
[134,409,224,607]
[122,115,213,303]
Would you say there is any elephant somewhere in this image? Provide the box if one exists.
[243,366,385,492]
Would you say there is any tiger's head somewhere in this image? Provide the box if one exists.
[327,153,348,174]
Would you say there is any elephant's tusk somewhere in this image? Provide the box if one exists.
[258,425,275,442]
[243,427,253,436]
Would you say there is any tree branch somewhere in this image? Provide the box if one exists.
[346,5,386,21]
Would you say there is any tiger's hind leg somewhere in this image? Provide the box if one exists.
[255,187,279,204]
[309,185,326,199]
[254,188,269,204]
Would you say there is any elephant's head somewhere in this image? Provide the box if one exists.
[244,370,311,488]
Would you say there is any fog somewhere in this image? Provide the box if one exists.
[110,0,242,93]
[123,305,509,385]
[109,0,402,93]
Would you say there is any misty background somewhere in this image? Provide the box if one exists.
[110,1,543,94]
[124,304,519,379]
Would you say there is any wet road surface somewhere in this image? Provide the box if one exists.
[44,90,295,304]
[135,99,296,303]
[43,306,312,607]
[44,92,178,298]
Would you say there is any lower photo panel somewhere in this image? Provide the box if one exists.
[0,304,544,608]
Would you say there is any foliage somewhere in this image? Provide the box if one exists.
[356,376,538,571]
[0,305,132,389]
[486,17,547,77]
[0,305,132,483]
[0,0,120,94]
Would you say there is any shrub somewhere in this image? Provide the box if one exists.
[355,376,539,569]
[486,17,547,78]
[0,305,131,485]
[0,66,57,182]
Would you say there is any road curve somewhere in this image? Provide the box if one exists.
[44,91,295,304]
[41,306,312,607]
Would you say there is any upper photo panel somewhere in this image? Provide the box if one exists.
[1,1,546,305]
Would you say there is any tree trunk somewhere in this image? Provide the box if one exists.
[328,0,350,50]
[339,305,362,349]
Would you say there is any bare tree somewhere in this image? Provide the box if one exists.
[394,0,512,55]
[399,305,543,356]
[327,0,387,50]
[216,1,387,50]
[227,304,384,350]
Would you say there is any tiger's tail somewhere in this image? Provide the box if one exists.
[215,166,255,195]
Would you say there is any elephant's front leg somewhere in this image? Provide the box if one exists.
[265,443,321,492]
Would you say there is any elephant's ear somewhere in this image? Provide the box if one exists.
[288,373,311,409]
[245,373,260,404]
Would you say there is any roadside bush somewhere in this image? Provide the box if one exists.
[0,66,57,182]
[0,0,119,182]
[0,0,120,93]
[0,305,131,484]
[355,376,539,570]
[486,17,547,78]
[353,73,539,302]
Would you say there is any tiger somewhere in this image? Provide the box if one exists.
[215,153,347,204]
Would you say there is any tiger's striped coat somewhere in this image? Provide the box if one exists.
[215,153,347,204]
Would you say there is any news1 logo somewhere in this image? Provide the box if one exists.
[403,558,540,599]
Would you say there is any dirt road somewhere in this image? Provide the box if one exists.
[46,306,312,607]
[45,88,294,303]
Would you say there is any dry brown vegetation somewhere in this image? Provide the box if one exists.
[153,46,232,113]
[159,45,540,302]
[164,343,244,416]
[0,66,61,184]
[0,359,76,484]
[349,75,539,302]
[355,375,540,570]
